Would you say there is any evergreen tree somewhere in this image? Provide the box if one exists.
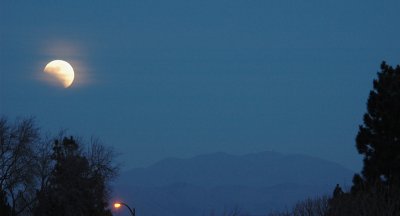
[353,61,400,190]
[34,137,113,216]
[327,62,400,215]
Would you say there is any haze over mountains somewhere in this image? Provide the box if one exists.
[113,151,354,216]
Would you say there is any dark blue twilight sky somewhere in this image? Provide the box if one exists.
[1,0,399,170]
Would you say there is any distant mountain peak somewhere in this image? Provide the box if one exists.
[118,151,353,188]
[114,151,355,216]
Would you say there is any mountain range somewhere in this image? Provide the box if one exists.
[112,151,354,216]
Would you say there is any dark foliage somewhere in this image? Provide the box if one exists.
[354,61,400,189]
[328,62,400,215]
[34,137,114,216]
[271,62,400,216]
[0,117,39,215]
[1,116,118,216]
[328,183,400,215]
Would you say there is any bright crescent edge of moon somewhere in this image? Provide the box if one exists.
[44,60,75,88]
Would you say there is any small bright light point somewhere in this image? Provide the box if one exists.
[114,203,121,208]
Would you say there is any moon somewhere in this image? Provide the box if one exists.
[43,60,75,88]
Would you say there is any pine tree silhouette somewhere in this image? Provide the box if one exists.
[353,61,400,191]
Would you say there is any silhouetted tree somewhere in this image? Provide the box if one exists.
[0,117,39,215]
[275,62,400,216]
[34,136,116,216]
[268,195,329,216]
[353,61,400,190]
[1,117,118,216]
[332,184,343,198]
[327,62,400,215]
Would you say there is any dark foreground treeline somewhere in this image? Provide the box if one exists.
[269,185,400,216]
[0,118,119,216]
[270,62,400,216]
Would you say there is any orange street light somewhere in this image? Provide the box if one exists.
[113,202,135,216]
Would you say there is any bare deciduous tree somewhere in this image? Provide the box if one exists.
[1,117,119,216]
[269,195,329,216]
[0,117,40,215]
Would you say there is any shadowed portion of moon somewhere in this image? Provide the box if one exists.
[44,60,75,88]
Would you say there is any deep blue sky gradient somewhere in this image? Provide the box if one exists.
[1,0,400,170]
